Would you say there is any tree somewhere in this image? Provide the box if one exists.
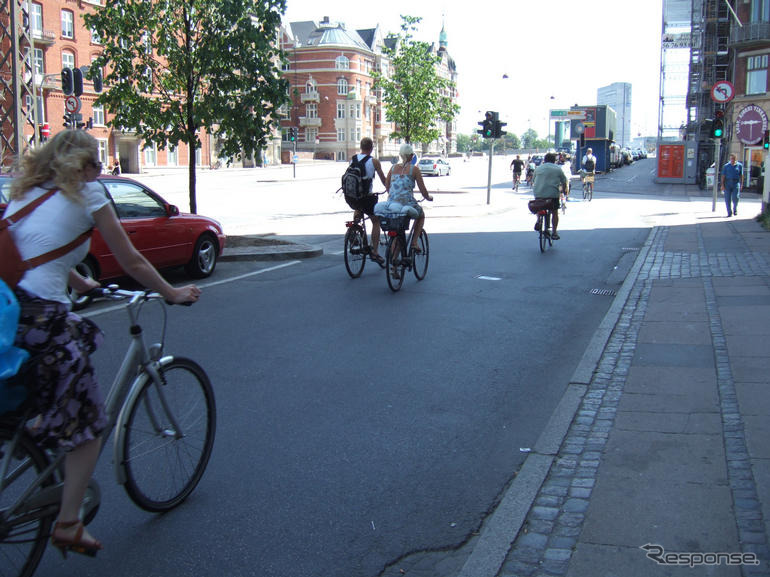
[84,0,289,213]
[373,15,459,147]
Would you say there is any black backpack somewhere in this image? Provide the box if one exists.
[341,155,371,199]
[584,157,595,172]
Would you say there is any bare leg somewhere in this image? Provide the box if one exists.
[411,215,426,249]
[371,217,381,256]
[551,208,559,233]
[55,437,101,545]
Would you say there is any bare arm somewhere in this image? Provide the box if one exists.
[413,166,433,201]
[385,166,393,191]
[373,158,387,188]
[92,204,201,304]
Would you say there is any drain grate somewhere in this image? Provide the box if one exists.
[590,288,616,296]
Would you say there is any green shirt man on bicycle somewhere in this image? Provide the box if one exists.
[532,152,568,240]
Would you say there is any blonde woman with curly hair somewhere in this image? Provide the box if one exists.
[385,143,433,248]
[7,130,200,558]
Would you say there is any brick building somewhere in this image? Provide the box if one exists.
[280,16,458,163]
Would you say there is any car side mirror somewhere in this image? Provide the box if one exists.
[168,205,180,217]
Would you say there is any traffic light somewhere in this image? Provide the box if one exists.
[61,68,73,95]
[63,113,72,129]
[763,130,769,150]
[287,127,296,142]
[711,109,724,139]
[494,118,507,139]
[477,111,495,139]
[91,67,103,93]
[73,67,83,97]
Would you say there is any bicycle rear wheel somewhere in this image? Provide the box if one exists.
[343,225,366,278]
[412,230,430,280]
[538,215,549,253]
[386,235,405,292]
[121,357,216,512]
[0,426,56,577]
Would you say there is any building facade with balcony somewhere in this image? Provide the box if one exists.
[724,0,770,192]
[280,16,458,163]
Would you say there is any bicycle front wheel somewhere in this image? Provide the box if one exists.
[0,426,56,577]
[343,225,366,278]
[386,235,405,292]
[412,230,430,280]
[121,357,216,512]
[539,216,548,253]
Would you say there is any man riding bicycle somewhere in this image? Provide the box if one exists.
[345,137,387,264]
[510,155,525,190]
[532,152,568,240]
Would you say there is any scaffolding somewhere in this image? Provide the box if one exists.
[0,0,38,171]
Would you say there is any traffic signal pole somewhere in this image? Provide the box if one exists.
[486,139,495,205]
[712,139,720,212]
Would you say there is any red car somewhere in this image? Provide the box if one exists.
[1,174,225,305]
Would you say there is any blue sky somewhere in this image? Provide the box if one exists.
[283,0,664,139]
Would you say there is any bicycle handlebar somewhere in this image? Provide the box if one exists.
[82,285,193,306]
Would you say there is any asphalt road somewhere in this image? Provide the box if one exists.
[35,157,738,577]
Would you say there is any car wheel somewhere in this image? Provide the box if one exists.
[185,233,219,278]
[68,257,98,310]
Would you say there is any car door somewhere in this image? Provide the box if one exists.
[100,179,189,269]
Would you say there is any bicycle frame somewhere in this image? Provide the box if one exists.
[0,290,182,524]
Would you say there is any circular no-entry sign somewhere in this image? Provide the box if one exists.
[65,95,81,114]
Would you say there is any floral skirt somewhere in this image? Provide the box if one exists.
[14,289,107,451]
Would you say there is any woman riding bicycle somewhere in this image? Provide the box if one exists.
[385,143,433,246]
[6,130,200,558]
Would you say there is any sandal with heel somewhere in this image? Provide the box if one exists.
[51,520,102,558]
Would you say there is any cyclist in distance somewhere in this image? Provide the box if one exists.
[385,143,433,251]
[6,130,200,558]
[532,152,568,240]
[345,137,388,265]
[510,155,525,189]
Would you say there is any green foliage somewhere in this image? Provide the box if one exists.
[84,0,289,212]
[373,15,459,147]
[757,207,770,230]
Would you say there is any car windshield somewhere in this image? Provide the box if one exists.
[419,159,433,164]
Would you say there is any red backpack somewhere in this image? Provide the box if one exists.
[0,189,92,289]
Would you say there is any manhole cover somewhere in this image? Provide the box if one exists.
[590,288,616,296]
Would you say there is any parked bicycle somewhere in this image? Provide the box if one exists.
[378,211,429,292]
[344,194,386,278]
[0,286,216,577]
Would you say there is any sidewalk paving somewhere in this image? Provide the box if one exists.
[488,216,770,577]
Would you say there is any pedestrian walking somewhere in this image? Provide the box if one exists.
[720,153,743,217]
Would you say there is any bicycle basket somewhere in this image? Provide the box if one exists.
[378,213,409,232]
[528,198,552,214]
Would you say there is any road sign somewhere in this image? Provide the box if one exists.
[711,81,735,104]
[292,154,298,163]
[567,110,586,120]
[64,95,81,114]
[549,109,569,118]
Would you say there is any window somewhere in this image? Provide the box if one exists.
[24,48,44,75]
[106,181,166,219]
[143,32,152,55]
[337,129,345,142]
[91,26,101,45]
[751,0,770,22]
[337,103,345,119]
[747,54,768,95]
[337,77,348,95]
[306,80,316,93]
[62,51,75,70]
[306,103,317,118]
[335,55,349,70]
[305,128,317,143]
[167,147,178,166]
[350,128,356,142]
[97,140,107,165]
[61,10,74,39]
[26,2,43,35]
[93,104,105,126]
[143,142,157,166]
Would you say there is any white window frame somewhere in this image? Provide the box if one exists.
[62,51,75,70]
[337,77,348,95]
[143,142,157,166]
[337,129,345,142]
[306,102,317,119]
[92,104,105,126]
[167,146,178,166]
[337,103,345,119]
[747,54,769,95]
[305,128,317,143]
[97,140,108,165]
[26,2,43,35]
[61,10,74,39]
[335,55,349,70]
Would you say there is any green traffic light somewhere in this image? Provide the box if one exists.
[713,128,723,138]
